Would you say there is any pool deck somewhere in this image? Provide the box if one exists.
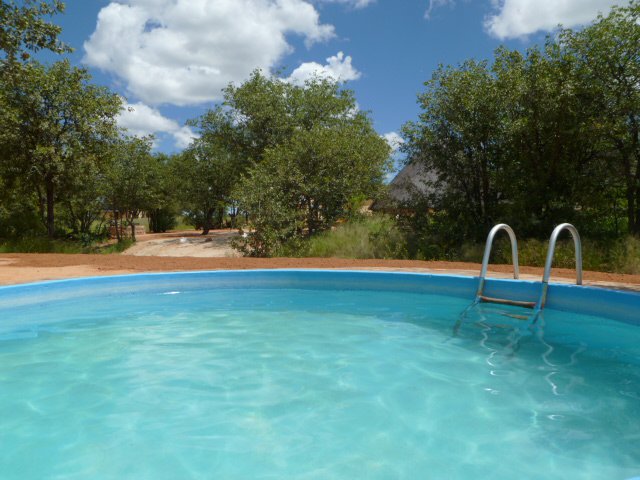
[1,254,639,292]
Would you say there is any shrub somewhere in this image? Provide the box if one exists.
[148,208,177,233]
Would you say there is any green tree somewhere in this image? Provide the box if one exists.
[195,71,369,169]
[227,74,391,256]
[60,153,109,240]
[402,60,506,240]
[402,26,628,249]
[104,136,160,242]
[1,60,121,237]
[0,0,69,66]
[232,158,305,257]
[187,71,390,255]
[147,153,178,233]
[561,1,640,234]
[492,44,609,236]
[177,112,244,234]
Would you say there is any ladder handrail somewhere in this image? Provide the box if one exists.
[476,223,519,299]
[537,223,582,309]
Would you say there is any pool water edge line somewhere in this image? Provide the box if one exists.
[0,269,638,325]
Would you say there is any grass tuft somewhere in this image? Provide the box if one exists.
[0,237,136,255]
[0,238,87,254]
[303,215,406,259]
[460,235,640,274]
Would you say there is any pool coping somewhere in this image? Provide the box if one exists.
[1,269,638,325]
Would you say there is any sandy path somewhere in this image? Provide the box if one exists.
[1,254,639,291]
[122,230,241,257]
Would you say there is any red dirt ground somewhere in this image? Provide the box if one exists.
[1,254,639,291]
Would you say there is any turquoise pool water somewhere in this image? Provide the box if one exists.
[0,272,639,479]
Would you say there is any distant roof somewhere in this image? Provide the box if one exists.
[389,161,440,202]
[373,161,441,210]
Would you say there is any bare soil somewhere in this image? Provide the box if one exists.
[123,230,240,257]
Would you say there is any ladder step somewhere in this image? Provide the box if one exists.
[479,296,536,309]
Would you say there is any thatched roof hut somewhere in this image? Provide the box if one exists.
[372,161,441,213]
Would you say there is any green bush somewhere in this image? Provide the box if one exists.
[148,208,177,233]
[303,215,407,259]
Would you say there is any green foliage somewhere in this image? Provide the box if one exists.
[402,0,640,247]
[0,0,70,66]
[145,153,179,233]
[170,140,238,234]
[0,237,85,253]
[402,59,505,239]
[0,178,44,237]
[303,215,406,259]
[231,158,306,257]
[228,72,391,256]
[0,237,136,254]
[148,208,177,233]
[400,210,467,261]
[103,137,163,241]
[0,60,122,237]
[560,2,640,234]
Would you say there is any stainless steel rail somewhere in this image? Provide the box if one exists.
[475,223,519,300]
[537,223,583,310]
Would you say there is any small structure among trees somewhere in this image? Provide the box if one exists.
[372,161,440,214]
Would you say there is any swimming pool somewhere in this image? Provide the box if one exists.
[0,270,639,479]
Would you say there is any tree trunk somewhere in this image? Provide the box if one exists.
[480,153,490,226]
[112,209,121,242]
[129,213,137,242]
[214,205,224,229]
[46,180,55,238]
[622,153,637,234]
[202,208,214,235]
[35,184,46,229]
[634,174,640,236]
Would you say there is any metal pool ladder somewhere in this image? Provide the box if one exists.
[457,223,583,328]
[474,223,534,309]
[537,223,582,310]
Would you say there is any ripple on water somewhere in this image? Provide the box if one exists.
[0,288,639,479]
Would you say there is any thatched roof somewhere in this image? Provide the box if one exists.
[372,161,441,211]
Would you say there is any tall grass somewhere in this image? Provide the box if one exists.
[298,215,640,274]
[460,236,640,274]
[0,237,135,254]
[303,215,406,259]
[0,238,87,254]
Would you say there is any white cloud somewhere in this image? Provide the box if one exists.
[84,0,335,106]
[118,102,197,149]
[424,0,455,19]
[317,0,375,8]
[485,0,619,39]
[286,51,361,85]
[383,132,404,153]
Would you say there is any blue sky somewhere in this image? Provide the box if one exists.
[47,0,621,155]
